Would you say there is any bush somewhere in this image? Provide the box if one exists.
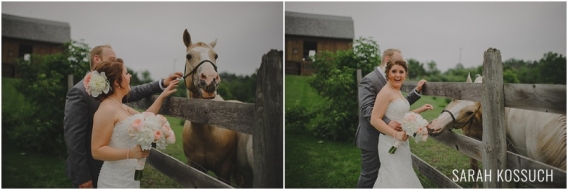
[10,40,90,155]
[306,37,380,141]
[285,102,314,131]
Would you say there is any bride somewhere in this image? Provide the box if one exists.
[370,60,433,188]
[89,58,179,188]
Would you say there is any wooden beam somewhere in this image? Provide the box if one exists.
[126,96,255,134]
[402,82,482,102]
[402,82,566,115]
[506,151,566,188]
[253,49,283,188]
[411,153,462,188]
[146,149,232,188]
[430,131,483,162]
[503,83,566,115]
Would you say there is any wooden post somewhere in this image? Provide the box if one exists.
[357,69,362,117]
[68,74,74,90]
[481,48,507,188]
[253,49,283,188]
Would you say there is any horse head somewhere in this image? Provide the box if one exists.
[428,73,483,136]
[182,29,220,99]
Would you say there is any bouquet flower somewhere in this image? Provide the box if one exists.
[389,112,429,154]
[127,112,176,181]
[83,71,111,97]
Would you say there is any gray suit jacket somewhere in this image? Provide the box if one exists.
[355,69,421,151]
[64,78,162,187]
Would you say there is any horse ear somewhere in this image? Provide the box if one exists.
[183,29,192,47]
[210,38,217,48]
[466,72,472,83]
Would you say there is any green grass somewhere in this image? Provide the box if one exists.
[285,76,482,188]
[285,74,324,109]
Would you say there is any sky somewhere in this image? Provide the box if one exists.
[2,2,283,80]
[286,2,566,72]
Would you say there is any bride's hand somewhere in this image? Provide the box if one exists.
[420,104,434,113]
[130,145,150,159]
[394,131,408,141]
[159,79,179,98]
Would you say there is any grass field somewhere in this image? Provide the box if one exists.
[1,77,202,188]
[285,75,480,188]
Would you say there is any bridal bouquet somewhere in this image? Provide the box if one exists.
[127,112,176,181]
[389,112,429,154]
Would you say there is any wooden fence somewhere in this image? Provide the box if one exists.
[358,48,566,188]
[126,50,283,188]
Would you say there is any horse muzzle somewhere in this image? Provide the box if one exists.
[197,79,219,99]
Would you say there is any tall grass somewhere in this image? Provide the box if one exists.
[285,75,479,188]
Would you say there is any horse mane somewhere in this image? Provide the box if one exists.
[536,114,567,170]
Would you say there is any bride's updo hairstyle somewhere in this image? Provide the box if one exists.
[92,58,125,101]
[385,60,408,80]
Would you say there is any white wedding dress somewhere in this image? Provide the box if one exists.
[373,98,423,188]
[98,116,140,188]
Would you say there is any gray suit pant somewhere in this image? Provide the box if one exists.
[357,148,380,188]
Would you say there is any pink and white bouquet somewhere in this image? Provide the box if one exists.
[389,112,429,154]
[127,112,176,181]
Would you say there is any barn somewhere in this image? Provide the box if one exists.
[285,11,354,75]
[2,13,71,78]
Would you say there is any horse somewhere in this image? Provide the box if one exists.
[427,74,566,183]
[181,29,238,185]
[180,29,254,187]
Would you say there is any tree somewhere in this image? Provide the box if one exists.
[306,37,379,141]
[407,58,426,80]
[537,52,566,84]
[10,40,91,155]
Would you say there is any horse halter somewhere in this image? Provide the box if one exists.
[440,105,481,135]
[182,59,218,93]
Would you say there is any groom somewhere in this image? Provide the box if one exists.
[64,45,182,188]
[355,49,424,188]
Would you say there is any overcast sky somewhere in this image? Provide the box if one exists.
[286,2,566,72]
[3,2,283,80]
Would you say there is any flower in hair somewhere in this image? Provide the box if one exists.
[83,70,111,97]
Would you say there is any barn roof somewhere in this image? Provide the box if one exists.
[2,13,71,44]
[285,11,354,40]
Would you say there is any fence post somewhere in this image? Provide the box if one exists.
[68,74,74,90]
[357,69,362,117]
[253,49,283,188]
[481,48,507,188]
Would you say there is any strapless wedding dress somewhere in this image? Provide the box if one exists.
[98,116,140,188]
[373,99,422,188]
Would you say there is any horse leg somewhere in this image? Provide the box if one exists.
[216,157,235,186]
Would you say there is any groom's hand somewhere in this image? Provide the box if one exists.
[79,180,93,188]
[388,120,402,131]
[163,72,183,86]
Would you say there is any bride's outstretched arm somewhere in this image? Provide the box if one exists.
[145,80,179,114]
[411,104,434,114]
[91,105,149,161]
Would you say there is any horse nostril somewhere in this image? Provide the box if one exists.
[199,80,206,87]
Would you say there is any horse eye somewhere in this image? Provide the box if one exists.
[214,54,218,59]
[466,111,474,115]
[186,54,192,60]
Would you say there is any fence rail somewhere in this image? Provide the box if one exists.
[126,49,283,188]
[401,83,566,115]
